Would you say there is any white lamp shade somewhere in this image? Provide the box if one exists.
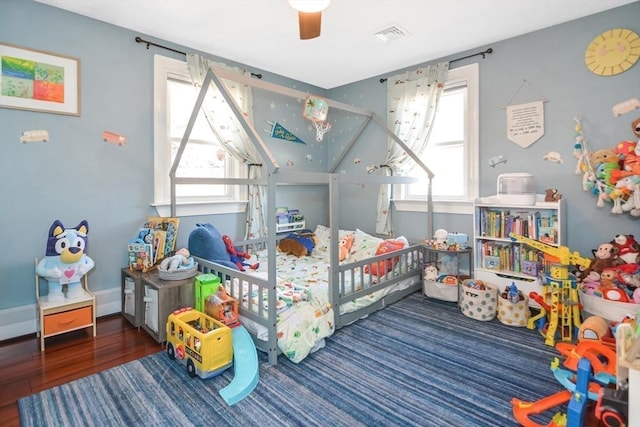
[288,0,330,13]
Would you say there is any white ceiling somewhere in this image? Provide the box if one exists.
[35,0,637,89]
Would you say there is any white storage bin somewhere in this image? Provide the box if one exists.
[423,279,459,302]
[579,290,639,323]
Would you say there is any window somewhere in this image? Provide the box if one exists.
[395,63,479,214]
[153,55,245,217]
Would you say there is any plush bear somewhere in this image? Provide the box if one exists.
[544,188,562,202]
[278,230,317,257]
[611,234,640,264]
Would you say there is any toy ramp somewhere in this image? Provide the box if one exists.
[219,325,259,406]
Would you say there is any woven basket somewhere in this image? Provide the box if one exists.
[158,262,198,281]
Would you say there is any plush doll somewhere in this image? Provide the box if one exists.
[222,235,258,271]
[159,247,192,271]
[611,234,640,264]
[36,220,95,301]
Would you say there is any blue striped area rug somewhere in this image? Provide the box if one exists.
[19,293,563,426]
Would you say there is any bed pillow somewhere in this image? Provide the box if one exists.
[350,229,384,262]
[312,225,354,259]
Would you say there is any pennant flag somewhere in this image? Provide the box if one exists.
[267,121,306,144]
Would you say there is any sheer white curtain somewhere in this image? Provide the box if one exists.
[376,62,449,235]
[186,54,266,240]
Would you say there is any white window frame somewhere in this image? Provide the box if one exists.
[152,55,246,217]
[394,63,479,215]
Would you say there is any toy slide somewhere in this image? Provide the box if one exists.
[512,390,572,427]
[219,325,259,406]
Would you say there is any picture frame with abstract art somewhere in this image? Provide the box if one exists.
[0,42,80,116]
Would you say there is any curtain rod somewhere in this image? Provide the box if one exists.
[379,48,493,83]
[135,36,263,79]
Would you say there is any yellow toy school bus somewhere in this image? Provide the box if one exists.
[166,307,233,379]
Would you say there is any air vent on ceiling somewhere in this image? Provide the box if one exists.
[374,25,409,42]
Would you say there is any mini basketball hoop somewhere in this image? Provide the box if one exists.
[312,118,331,142]
[304,95,331,141]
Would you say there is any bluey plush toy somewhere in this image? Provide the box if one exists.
[36,220,95,301]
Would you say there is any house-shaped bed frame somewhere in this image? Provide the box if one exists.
[170,65,435,364]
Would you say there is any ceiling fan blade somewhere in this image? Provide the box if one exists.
[298,11,322,40]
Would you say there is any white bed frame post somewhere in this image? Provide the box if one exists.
[328,174,341,326]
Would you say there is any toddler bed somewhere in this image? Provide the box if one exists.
[193,227,423,365]
[172,64,432,365]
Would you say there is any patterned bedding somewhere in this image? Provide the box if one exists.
[229,228,416,363]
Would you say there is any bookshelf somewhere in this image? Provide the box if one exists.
[473,195,566,306]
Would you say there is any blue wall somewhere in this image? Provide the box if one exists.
[1,0,639,314]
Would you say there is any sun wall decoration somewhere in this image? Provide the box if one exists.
[584,28,640,76]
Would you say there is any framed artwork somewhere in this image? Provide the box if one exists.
[0,42,80,116]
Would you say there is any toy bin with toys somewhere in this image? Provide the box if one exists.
[497,283,530,327]
[423,267,459,302]
[460,279,498,321]
[579,290,640,323]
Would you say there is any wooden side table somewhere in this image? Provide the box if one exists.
[35,259,96,351]
[141,270,195,343]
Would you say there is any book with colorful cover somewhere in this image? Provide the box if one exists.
[153,229,167,264]
[128,241,153,271]
[538,226,557,244]
[146,216,180,258]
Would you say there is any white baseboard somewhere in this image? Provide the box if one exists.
[0,287,121,341]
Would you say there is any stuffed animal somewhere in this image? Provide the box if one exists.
[339,233,354,261]
[433,229,448,245]
[424,264,439,281]
[36,220,95,301]
[610,141,640,183]
[188,223,246,270]
[591,148,620,186]
[544,188,562,202]
[611,234,640,264]
[159,247,192,271]
[222,235,258,271]
[575,242,622,282]
[278,230,317,257]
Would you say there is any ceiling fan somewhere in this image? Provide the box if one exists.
[288,0,331,40]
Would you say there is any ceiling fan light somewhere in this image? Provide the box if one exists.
[288,0,330,13]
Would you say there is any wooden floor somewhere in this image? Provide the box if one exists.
[0,315,162,427]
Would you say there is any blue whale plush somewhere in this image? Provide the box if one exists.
[36,220,95,301]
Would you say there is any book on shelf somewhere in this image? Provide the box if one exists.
[538,226,557,244]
